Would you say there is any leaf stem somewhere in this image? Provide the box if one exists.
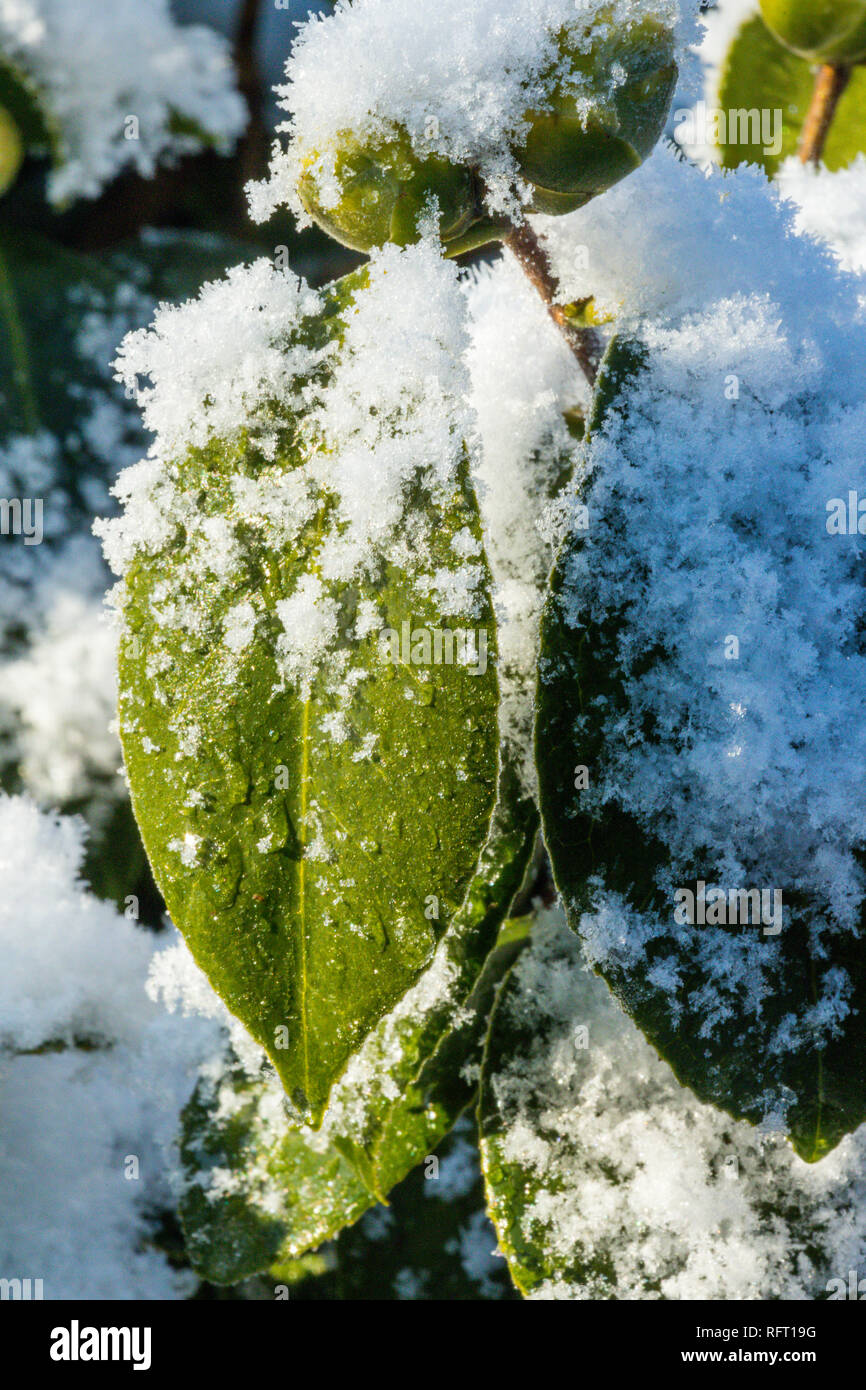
[798,62,852,166]
[503,219,601,386]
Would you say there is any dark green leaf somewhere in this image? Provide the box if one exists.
[536,336,866,1162]
[119,270,502,1124]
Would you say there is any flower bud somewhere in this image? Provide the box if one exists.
[514,13,677,216]
[298,127,477,254]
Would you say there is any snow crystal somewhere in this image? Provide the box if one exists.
[250,0,697,225]
[275,575,341,699]
[167,831,202,868]
[222,599,258,654]
[0,0,246,202]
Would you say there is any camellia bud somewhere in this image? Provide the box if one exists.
[0,106,24,198]
[514,12,678,215]
[297,126,477,254]
[759,0,866,64]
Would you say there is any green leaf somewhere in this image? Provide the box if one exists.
[717,13,866,175]
[535,336,866,1163]
[178,757,535,1283]
[119,269,502,1125]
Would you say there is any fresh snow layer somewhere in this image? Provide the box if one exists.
[0,796,219,1297]
[249,0,700,225]
[0,0,246,201]
[0,581,118,806]
[487,907,866,1300]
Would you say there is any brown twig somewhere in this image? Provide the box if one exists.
[798,63,852,165]
[504,219,602,386]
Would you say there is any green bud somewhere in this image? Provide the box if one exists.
[759,0,866,64]
[0,105,23,198]
[514,12,678,216]
[297,127,477,254]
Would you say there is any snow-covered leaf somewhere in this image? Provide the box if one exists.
[537,329,866,1163]
[718,12,866,176]
[108,247,502,1124]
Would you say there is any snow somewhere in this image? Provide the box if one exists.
[111,260,324,464]
[0,796,219,1297]
[466,254,586,791]
[249,0,699,226]
[0,0,246,201]
[539,142,860,326]
[487,907,866,1300]
[275,575,341,700]
[777,156,866,275]
[0,583,118,806]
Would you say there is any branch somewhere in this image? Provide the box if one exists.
[234,0,269,189]
[798,63,852,166]
[503,219,602,386]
